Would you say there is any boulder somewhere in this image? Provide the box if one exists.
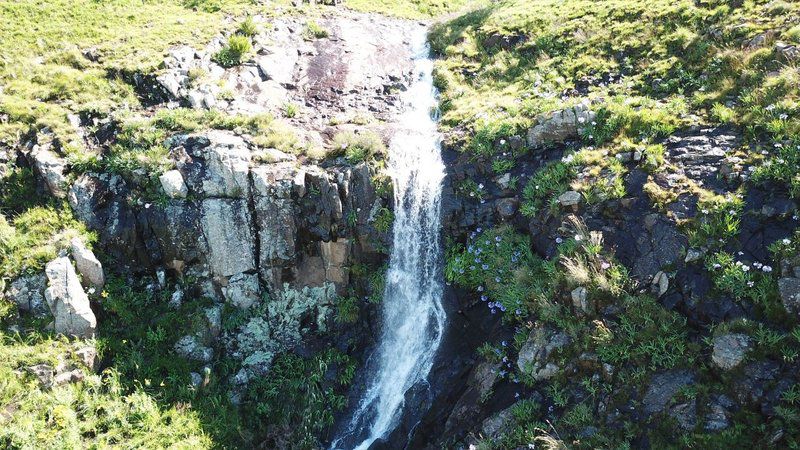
[174,335,213,362]
[159,170,188,198]
[70,238,105,289]
[558,190,582,207]
[642,370,695,415]
[517,325,570,380]
[29,141,67,198]
[527,100,595,148]
[704,394,735,431]
[44,257,97,338]
[201,199,256,277]
[652,271,669,297]
[711,333,751,370]
[7,274,48,316]
[495,197,519,220]
[223,272,261,309]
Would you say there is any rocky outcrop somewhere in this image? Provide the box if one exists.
[201,198,256,277]
[527,100,595,148]
[27,138,68,198]
[516,325,570,380]
[44,257,97,338]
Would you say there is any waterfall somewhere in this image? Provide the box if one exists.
[331,29,447,450]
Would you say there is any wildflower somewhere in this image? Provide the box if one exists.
[481,295,488,302]
[742,265,750,272]
[478,183,484,189]
[747,281,755,288]
[495,277,501,282]
[779,113,789,120]
[495,236,502,242]
[601,262,611,270]
[762,265,773,273]
[500,139,506,145]
[575,234,583,241]
[555,237,563,244]
[482,264,489,270]
[784,238,792,245]
[713,263,722,269]
[477,286,484,292]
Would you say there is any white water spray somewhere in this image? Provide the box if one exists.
[332,30,446,450]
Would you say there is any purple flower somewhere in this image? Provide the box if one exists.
[482,264,490,270]
[481,295,488,302]
[495,276,501,282]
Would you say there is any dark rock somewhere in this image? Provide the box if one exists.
[642,370,695,416]
[495,197,519,220]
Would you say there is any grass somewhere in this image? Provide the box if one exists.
[330,130,387,163]
[345,0,488,19]
[0,333,212,449]
[212,35,253,68]
[0,0,264,148]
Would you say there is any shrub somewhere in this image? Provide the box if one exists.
[521,160,576,217]
[373,207,394,233]
[213,35,252,68]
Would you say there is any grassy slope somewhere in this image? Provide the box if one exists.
[435,0,800,447]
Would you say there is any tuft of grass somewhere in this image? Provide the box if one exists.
[330,131,386,163]
[303,20,329,40]
[212,35,252,68]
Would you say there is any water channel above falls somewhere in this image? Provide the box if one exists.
[331,29,447,450]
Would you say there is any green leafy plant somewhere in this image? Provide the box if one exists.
[213,35,252,68]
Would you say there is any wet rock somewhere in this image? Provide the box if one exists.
[70,237,104,289]
[472,361,501,400]
[223,272,260,309]
[778,277,800,318]
[642,370,695,415]
[201,199,255,277]
[159,169,188,198]
[517,325,570,380]
[6,274,48,316]
[44,257,97,338]
[527,100,595,148]
[711,333,751,370]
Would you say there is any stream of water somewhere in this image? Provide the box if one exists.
[331,30,447,450]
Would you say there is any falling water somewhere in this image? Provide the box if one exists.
[331,30,446,450]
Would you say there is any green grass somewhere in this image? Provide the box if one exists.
[0,333,212,449]
[0,0,264,148]
[345,0,487,19]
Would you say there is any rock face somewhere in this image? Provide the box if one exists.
[201,198,255,277]
[44,257,97,338]
[517,325,570,380]
[70,238,105,289]
[527,100,595,148]
[712,333,751,370]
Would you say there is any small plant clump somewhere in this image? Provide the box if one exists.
[212,35,252,68]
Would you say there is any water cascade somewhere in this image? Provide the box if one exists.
[331,30,447,449]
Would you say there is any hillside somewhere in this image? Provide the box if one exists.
[1,0,799,448]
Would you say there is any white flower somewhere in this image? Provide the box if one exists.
[779,113,789,120]
[784,238,792,245]
[575,234,583,241]
[500,139,506,145]
[742,265,750,272]
[747,281,755,287]
[578,117,586,124]
[762,265,773,273]
[555,237,563,244]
